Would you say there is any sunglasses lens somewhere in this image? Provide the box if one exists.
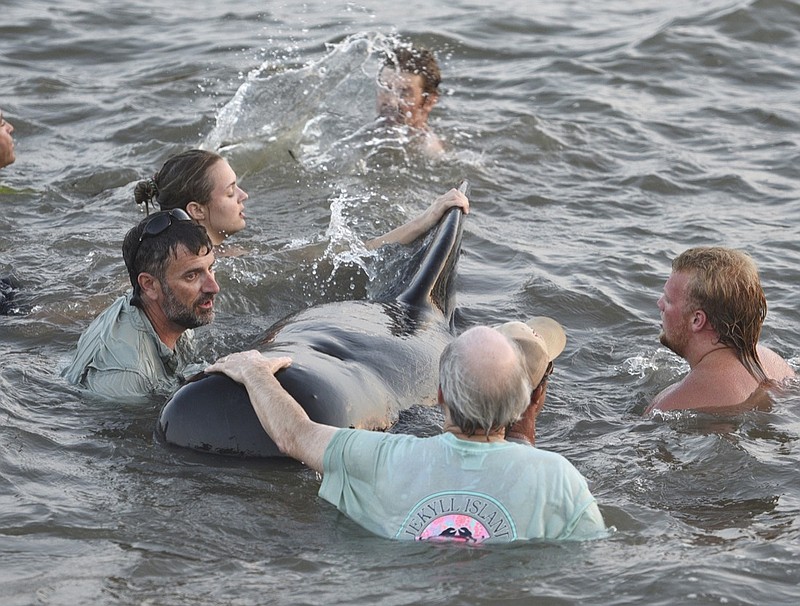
[141,209,191,239]
[144,213,172,237]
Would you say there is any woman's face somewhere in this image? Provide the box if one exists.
[199,159,248,246]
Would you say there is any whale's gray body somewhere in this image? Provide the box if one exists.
[156,201,465,457]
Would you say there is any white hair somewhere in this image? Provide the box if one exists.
[439,326,532,436]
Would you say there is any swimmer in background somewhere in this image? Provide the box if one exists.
[377,44,444,156]
[0,108,16,169]
[1,106,23,313]
[134,149,467,252]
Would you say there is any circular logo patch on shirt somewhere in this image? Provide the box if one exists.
[400,492,516,543]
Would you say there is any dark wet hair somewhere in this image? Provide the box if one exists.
[122,212,213,308]
[383,44,441,97]
[673,246,768,383]
[133,149,223,215]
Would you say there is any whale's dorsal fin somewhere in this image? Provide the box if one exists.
[397,180,468,319]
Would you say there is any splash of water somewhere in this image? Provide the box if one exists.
[203,31,403,162]
[322,186,378,279]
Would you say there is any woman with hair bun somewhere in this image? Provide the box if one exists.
[134,149,247,248]
[134,149,468,251]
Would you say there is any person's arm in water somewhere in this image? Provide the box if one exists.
[365,188,468,249]
[205,351,336,473]
[281,187,468,262]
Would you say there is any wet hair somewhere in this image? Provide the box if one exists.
[383,44,441,97]
[439,327,531,437]
[133,149,223,215]
[122,213,213,308]
[673,246,768,383]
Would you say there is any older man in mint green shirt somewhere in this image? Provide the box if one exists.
[206,324,607,544]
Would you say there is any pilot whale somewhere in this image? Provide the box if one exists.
[156,186,467,457]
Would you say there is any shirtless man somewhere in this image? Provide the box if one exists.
[647,246,795,414]
[377,44,444,155]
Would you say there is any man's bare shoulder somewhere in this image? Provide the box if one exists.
[647,374,713,413]
[757,344,796,381]
[647,365,760,414]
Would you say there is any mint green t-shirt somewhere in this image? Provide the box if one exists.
[320,430,606,543]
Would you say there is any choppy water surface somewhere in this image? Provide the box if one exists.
[2,1,800,604]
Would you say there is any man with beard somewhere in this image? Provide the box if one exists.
[647,246,795,414]
[62,209,219,400]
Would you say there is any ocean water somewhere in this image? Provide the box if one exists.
[1,1,800,604]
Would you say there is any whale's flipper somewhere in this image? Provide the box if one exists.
[157,182,469,458]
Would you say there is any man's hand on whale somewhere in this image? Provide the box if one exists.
[206,351,335,472]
